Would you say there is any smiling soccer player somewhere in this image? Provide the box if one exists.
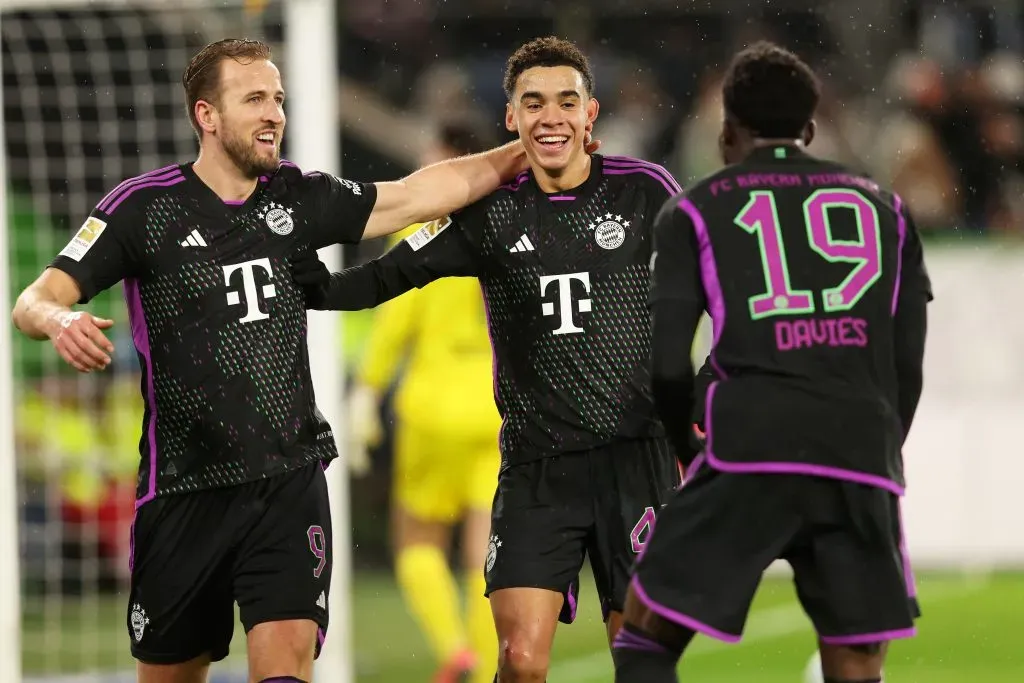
[293,36,686,683]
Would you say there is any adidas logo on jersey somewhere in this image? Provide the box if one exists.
[509,234,535,253]
[180,230,207,248]
[316,591,326,609]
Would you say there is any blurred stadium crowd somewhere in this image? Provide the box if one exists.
[4,0,1023,595]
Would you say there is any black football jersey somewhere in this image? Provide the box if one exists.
[651,145,932,493]
[50,161,377,502]
[318,154,682,468]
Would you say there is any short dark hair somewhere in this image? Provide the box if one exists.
[722,41,820,139]
[182,38,273,137]
[436,117,496,156]
[503,36,595,101]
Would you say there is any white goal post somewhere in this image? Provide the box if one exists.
[0,1,350,681]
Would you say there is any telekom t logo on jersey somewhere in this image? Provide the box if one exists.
[539,272,591,335]
[223,258,277,323]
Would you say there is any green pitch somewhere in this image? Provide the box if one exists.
[351,570,1024,683]
[21,571,1024,681]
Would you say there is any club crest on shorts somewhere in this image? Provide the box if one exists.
[130,603,150,643]
[260,201,295,236]
[589,213,628,250]
[485,534,502,574]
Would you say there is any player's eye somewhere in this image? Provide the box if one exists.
[249,95,261,103]
[562,102,576,109]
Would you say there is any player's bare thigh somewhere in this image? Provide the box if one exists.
[246,618,318,683]
[136,655,211,683]
[489,587,562,683]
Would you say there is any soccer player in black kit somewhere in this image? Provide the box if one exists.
[294,37,682,683]
[11,38,536,683]
[610,43,932,683]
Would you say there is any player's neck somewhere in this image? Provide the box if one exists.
[192,149,259,203]
[533,152,592,194]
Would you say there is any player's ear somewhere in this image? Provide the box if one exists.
[195,99,217,135]
[585,97,599,125]
[505,102,517,133]
[802,119,816,148]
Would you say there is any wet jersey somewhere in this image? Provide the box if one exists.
[51,161,377,502]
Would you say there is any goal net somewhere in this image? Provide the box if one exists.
[1,2,347,681]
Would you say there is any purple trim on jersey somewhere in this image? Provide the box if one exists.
[548,195,576,201]
[106,176,186,214]
[891,193,907,316]
[96,166,182,213]
[280,159,299,169]
[602,155,683,194]
[819,626,917,645]
[223,199,246,206]
[678,198,728,379]
[603,164,679,197]
[317,626,326,656]
[631,575,742,643]
[703,382,906,496]
[684,453,706,482]
[498,170,530,192]
[611,627,672,654]
[124,278,159,508]
[898,502,917,598]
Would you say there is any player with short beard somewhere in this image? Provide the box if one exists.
[12,37,535,683]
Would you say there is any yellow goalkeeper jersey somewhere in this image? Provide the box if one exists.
[357,224,501,438]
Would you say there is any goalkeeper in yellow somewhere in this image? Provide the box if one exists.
[348,119,500,683]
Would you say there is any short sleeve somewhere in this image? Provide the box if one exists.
[49,204,145,304]
[897,204,934,305]
[302,171,379,247]
[649,196,706,308]
[392,212,479,285]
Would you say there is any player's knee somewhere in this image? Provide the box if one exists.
[818,641,886,681]
[497,636,550,682]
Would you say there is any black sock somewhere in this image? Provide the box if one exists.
[611,623,683,683]
[824,678,882,683]
[258,677,308,683]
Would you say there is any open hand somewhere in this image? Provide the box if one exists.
[50,311,114,373]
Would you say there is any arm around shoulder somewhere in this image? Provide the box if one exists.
[362,141,527,240]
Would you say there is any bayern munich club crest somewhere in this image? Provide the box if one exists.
[485,534,502,574]
[130,603,149,642]
[259,201,295,236]
[589,213,628,250]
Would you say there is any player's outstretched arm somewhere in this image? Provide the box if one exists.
[11,268,115,372]
[293,216,479,311]
[361,141,527,240]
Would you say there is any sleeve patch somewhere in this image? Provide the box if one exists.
[405,216,453,251]
[58,217,108,262]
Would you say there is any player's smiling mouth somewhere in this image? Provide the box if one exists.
[535,134,569,152]
[255,130,277,148]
